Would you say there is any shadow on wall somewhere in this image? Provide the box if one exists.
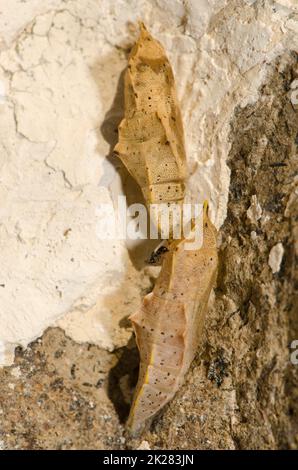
[90,49,158,424]
[93,56,159,271]
[107,336,140,424]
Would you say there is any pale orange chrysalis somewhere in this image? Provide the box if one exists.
[114,22,187,232]
[127,202,218,433]
[114,24,218,433]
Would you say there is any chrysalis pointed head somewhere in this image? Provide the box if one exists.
[130,22,165,63]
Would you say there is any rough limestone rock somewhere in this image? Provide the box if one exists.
[0,0,297,450]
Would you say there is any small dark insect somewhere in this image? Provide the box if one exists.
[63,228,72,237]
[207,355,229,387]
[70,364,76,379]
[147,245,169,264]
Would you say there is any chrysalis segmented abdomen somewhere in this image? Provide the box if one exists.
[128,296,186,428]
[127,207,218,433]
[114,23,187,233]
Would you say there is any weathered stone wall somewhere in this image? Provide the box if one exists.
[0,0,297,449]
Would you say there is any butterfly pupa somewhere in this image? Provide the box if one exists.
[127,202,218,433]
[114,23,187,233]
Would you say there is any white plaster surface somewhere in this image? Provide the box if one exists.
[0,0,297,365]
